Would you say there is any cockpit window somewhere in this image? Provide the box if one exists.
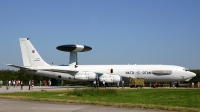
[183,69,190,72]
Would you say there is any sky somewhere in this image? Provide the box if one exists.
[0,0,200,70]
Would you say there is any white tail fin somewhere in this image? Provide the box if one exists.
[20,38,50,67]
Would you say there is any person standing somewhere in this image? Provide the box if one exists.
[8,80,11,87]
[31,80,34,90]
[28,80,31,90]
[93,80,96,89]
[0,79,2,88]
[117,81,119,88]
[40,81,42,86]
[18,80,20,87]
[16,80,19,88]
[192,82,194,88]
[48,80,51,86]
[20,81,24,90]
[103,80,106,89]
[13,80,16,88]
[122,80,124,88]
[6,80,9,90]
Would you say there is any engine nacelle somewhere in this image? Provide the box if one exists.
[99,74,122,83]
[74,72,98,81]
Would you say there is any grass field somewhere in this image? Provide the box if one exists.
[0,89,200,112]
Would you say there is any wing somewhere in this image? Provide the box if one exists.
[41,69,106,77]
[41,69,79,75]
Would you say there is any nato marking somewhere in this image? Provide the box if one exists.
[125,71,134,74]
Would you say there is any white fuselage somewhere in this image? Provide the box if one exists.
[28,64,196,83]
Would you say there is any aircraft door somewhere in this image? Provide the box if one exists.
[110,69,113,73]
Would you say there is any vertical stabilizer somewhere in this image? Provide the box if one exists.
[19,38,50,67]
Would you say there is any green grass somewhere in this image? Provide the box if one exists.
[0,89,200,112]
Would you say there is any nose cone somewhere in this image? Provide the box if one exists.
[188,71,196,77]
[188,72,196,79]
[184,72,196,81]
[191,72,196,77]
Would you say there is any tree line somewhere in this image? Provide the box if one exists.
[0,69,91,86]
[0,69,49,85]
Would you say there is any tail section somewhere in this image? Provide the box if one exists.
[20,38,50,67]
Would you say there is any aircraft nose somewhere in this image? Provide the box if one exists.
[188,72,196,78]
[192,72,196,77]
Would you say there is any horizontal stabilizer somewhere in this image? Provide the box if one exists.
[7,64,27,69]
[6,64,36,71]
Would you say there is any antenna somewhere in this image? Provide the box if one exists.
[56,44,92,67]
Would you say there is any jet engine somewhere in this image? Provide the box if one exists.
[74,72,98,81]
[99,74,122,83]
